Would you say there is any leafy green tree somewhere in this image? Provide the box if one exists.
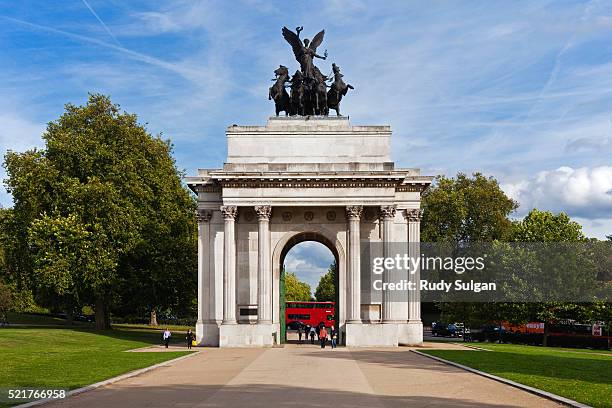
[422,172,518,243]
[4,94,196,329]
[424,173,518,324]
[509,209,592,346]
[315,261,337,302]
[0,281,13,323]
[285,272,311,301]
[511,209,585,242]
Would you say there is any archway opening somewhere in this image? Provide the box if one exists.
[280,233,339,345]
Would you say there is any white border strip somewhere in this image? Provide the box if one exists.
[411,350,591,408]
[15,351,199,408]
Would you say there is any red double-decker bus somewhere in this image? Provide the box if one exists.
[285,301,335,329]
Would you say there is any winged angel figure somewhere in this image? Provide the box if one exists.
[282,26,327,81]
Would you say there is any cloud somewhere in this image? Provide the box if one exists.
[565,136,612,153]
[284,241,335,293]
[501,166,612,237]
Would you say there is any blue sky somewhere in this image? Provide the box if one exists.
[1,0,611,259]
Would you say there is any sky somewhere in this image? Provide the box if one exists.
[1,1,611,286]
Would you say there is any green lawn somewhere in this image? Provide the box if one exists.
[0,327,191,406]
[420,342,612,408]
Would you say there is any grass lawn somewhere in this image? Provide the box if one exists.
[420,342,612,408]
[0,326,192,406]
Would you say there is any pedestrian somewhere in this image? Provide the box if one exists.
[330,325,338,349]
[186,329,194,349]
[309,326,316,344]
[297,325,303,344]
[162,328,171,348]
[319,326,328,348]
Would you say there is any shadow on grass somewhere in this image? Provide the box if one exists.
[2,325,192,348]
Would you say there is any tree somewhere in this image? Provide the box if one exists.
[422,172,518,243]
[423,173,518,325]
[510,209,592,346]
[4,94,196,329]
[285,272,311,301]
[315,261,337,302]
[511,209,585,242]
[0,281,13,324]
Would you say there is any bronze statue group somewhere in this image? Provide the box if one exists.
[269,26,354,117]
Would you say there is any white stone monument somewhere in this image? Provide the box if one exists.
[186,116,431,347]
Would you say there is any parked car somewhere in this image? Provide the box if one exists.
[432,322,456,337]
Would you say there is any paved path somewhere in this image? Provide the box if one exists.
[47,344,561,408]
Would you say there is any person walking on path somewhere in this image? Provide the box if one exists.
[297,325,303,344]
[309,326,316,344]
[330,326,338,349]
[186,329,195,349]
[163,328,171,348]
[319,326,328,348]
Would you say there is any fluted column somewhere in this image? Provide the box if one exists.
[221,205,238,324]
[380,205,396,323]
[346,205,363,324]
[196,209,213,326]
[255,205,272,324]
[405,209,422,322]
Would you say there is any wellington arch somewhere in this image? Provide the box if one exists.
[186,116,432,347]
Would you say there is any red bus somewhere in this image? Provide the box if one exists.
[285,301,335,329]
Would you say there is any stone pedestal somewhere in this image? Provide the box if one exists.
[399,321,424,346]
[219,323,274,347]
[346,323,398,347]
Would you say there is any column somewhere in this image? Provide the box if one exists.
[221,205,238,324]
[380,205,397,323]
[255,205,272,324]
[346,205,363,324]
[196,209,213,326]
[405,209,422,322]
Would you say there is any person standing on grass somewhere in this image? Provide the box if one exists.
[319,326,328,348]
[186,329,195,349]
[163,328,171,348]
[330,326,338,349]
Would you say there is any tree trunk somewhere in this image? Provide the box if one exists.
[95,296,111,330]
[149,309,158,326]
[66,309,74,326]
[543,321,549,347]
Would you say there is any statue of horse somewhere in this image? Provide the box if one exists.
[269,65,291,116]
[313,66,329,116]
[289,70,304,116]
[327,63,353,116]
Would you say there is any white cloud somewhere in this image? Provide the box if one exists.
[502,166,612,238]
[284,241,335,293]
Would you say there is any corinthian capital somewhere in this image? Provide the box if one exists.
[220,205,238,220]
[254,205,272,221]
[345,205,363,220]
[196,209,213,223]
[404,208,423,222]
[379,205,397,220]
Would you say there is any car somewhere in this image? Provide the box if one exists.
[432,322,460,337]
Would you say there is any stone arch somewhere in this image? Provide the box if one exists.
[272,225,347,338]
